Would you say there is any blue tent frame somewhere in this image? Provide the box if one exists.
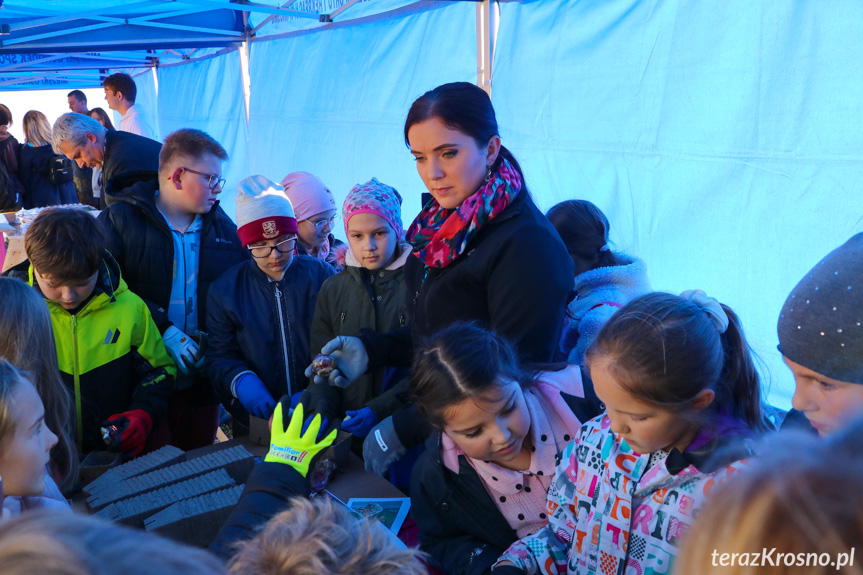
[0,0,390,90]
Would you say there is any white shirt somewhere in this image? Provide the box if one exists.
[119,103,160,141]
[91,168,102,198]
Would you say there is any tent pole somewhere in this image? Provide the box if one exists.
[476,0,497,97]
[240,13,252,129]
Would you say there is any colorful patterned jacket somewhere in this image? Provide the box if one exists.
[495,414,753,575]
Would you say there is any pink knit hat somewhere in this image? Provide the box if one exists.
[279,171,336,221]
[342,178,404,240]
[235,175,298,246]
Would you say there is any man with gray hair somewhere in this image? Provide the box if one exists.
[53,112,161,208]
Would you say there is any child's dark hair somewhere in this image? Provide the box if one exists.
[404,82,527,192]
[25,208,105,284]
[585,292,769,432]
[0,104,12,126]
[546,199,626,270]
[411,322,532,429]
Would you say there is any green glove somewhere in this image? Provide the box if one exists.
[265,392,337,477]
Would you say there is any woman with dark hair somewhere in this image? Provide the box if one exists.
[89,107,116,131]
[546,199,650,363]
[0,104,24,211]
[310,82,573,476]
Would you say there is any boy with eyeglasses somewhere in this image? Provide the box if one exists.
[98,128,248,451]
[205,175,335,426]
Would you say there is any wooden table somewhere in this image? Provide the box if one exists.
[326,452,406,501]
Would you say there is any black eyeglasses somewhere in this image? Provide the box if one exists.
[248,238,296,258]
[182,167,226,190]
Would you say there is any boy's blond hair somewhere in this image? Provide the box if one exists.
[228,498,427,575]
[675,417,863,575]
[0,510,227,575]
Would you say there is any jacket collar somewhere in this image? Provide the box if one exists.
[667,414,754,474]
[246,255,308,286]
[112,179,223,231]
[632,415,754,497]
[344,241,412,270]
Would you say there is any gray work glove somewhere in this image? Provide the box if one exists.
[362,416,406,476]
[304,335,369,388]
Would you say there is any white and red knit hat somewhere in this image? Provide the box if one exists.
[235,175,298,246]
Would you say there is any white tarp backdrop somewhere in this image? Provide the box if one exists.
[7,0,860,408]
[157,50,249,194]
[491,0,863,406]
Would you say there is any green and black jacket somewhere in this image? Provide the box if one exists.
[29,252,176,453]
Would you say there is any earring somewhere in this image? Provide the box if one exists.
[484,164,493,182]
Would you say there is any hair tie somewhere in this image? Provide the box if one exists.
[599,244,610,253]
[680,289,729,334]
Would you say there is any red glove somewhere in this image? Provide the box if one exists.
[103,409,153,457]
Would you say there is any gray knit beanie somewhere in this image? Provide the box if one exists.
[777,232,863,384]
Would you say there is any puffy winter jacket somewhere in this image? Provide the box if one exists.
[495,414,754,575]
[97,179,248,335]
[308,245,411,422]
[205,257,335,411]
[100,129,161,207]
[29,252,175,453]
[363,190,574,447]
[18,144,77,209]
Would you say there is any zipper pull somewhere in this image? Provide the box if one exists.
[71,315,77,334]
[274,285,282,298]
[399,313,406,327]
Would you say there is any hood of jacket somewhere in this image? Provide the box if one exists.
[572,255,651,297]
[342,241,412,270]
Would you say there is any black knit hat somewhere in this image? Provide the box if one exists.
[777,233,863,384]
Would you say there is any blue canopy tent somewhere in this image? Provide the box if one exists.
[0,1,249,90]
[3,0,863,408]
